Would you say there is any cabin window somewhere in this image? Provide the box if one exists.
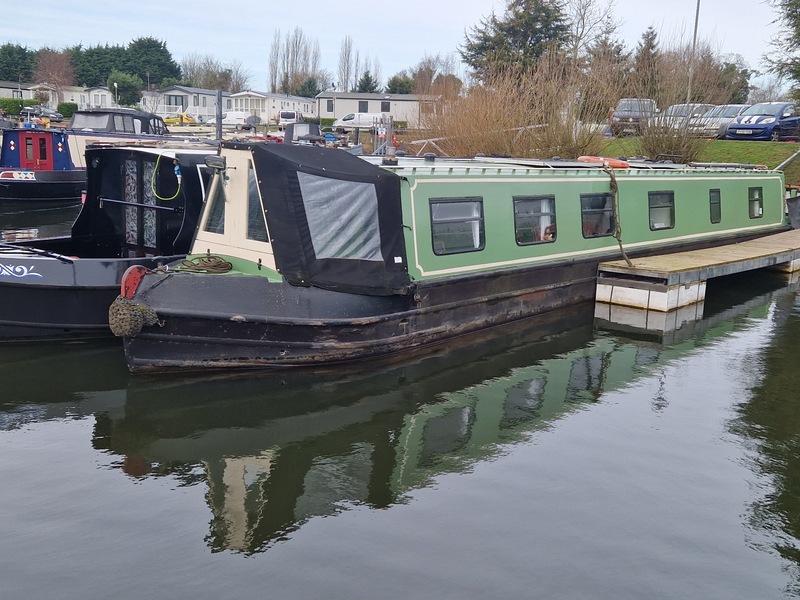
[37,138,47,161]
[381,101,391,112]
[246,164,268,242]
[514,195,556,244]
[297,172,383,261]
[203,174,226,234]
[648,191,675,230]
[358,101,368,112]
[749,187,763,219]
[326,100,334,113]
[430,198,485,255]
[709,189,721,224]
[580,193,615,238]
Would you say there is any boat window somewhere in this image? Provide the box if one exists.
[709,189,721,224]
[246,164,268,242]
[580,193,615,238]
[203,174,226,234]
[38,138,47,161]
[430,198,485,255]
[514,195,556,245]
[648,191,675,230]
[748,187,763,219]
[25,138,33,160]
[297,171,383,261]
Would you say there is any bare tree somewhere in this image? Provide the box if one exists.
[34,49,74,103]
[227,59,251,93]
[565,0,619,64]
[338,36,353,92]
[180,53,250,91]
[268,30,281,93]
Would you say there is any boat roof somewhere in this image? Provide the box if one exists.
[359,154,771,174]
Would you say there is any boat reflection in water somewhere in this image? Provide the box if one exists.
[43,270,787,556]
[0,201,82,242]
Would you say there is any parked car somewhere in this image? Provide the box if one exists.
[332,112,390,133]
[687,104,749,138]
[163,112,198,125]
[21,105,64,122]
[656,103,716,131]
[276,110,302,130]
[725,102,800,141]
[207,111,260,130]
[609,98,658,136]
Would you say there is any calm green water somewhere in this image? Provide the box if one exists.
[2,229,800,597]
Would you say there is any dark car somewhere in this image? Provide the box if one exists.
[609,98,659,136]
[21,105,64,122]
[725,102,800,141]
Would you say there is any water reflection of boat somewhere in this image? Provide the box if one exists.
[0,201,82,242]
[90,280,796,554]
[0,338,127,429]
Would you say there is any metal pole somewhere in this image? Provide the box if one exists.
[686,0,701,106]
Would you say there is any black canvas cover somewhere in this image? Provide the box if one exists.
[250,143,411,296]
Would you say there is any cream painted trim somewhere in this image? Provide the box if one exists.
[192,151,277,271]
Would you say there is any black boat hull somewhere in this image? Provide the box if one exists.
[0,254,185,339]
[0,169,85,204]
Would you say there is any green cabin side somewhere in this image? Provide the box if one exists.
[396,165,786,281]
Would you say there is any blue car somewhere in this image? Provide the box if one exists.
[725,101,800,141]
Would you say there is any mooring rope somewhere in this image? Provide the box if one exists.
[603,165,633,267]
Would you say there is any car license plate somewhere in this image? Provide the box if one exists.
[735,129,752,135]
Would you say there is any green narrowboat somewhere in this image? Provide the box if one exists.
[112,142,790,373]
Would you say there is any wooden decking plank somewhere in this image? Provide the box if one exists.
[599,229,800,284]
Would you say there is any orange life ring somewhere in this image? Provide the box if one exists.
[577,156,629,169]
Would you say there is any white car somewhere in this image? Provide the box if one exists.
[687,104,749,138]
[206,111,260,130]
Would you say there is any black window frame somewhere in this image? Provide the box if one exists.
[430,197,485,256]
[648,190,675,231]
[748,186,764,219]
[709,188,721,224]
[580,192,615,238]
[513,195,557,245]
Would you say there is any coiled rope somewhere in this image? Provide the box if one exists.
[174,255,233,273]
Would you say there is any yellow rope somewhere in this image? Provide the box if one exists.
[151,153,182,201]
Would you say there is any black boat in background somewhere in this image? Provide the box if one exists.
[0,143,216,339]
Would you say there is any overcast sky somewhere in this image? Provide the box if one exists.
[0,1,782,89]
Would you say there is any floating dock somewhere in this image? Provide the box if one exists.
[596,229,800,311]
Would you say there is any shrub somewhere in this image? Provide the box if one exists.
[57,102,78,119]
[0,98,24,117]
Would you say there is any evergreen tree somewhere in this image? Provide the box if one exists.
[632,26,660,99]
[768,0,800,86]
[107,69,144,106]
[125,37,181,87]
[356,70,380,93]
[460,0,569,80]
[0,43,36,83]
[386,71,414,94]
[296,76,322,98]
[71,43,128,87]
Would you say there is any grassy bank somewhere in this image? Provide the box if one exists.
[601,139,800,184]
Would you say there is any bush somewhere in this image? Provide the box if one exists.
[57,102,78,119]
[0,98,24,117]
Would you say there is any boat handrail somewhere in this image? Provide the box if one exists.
[0,242,74,264]
[98,196,185,213]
